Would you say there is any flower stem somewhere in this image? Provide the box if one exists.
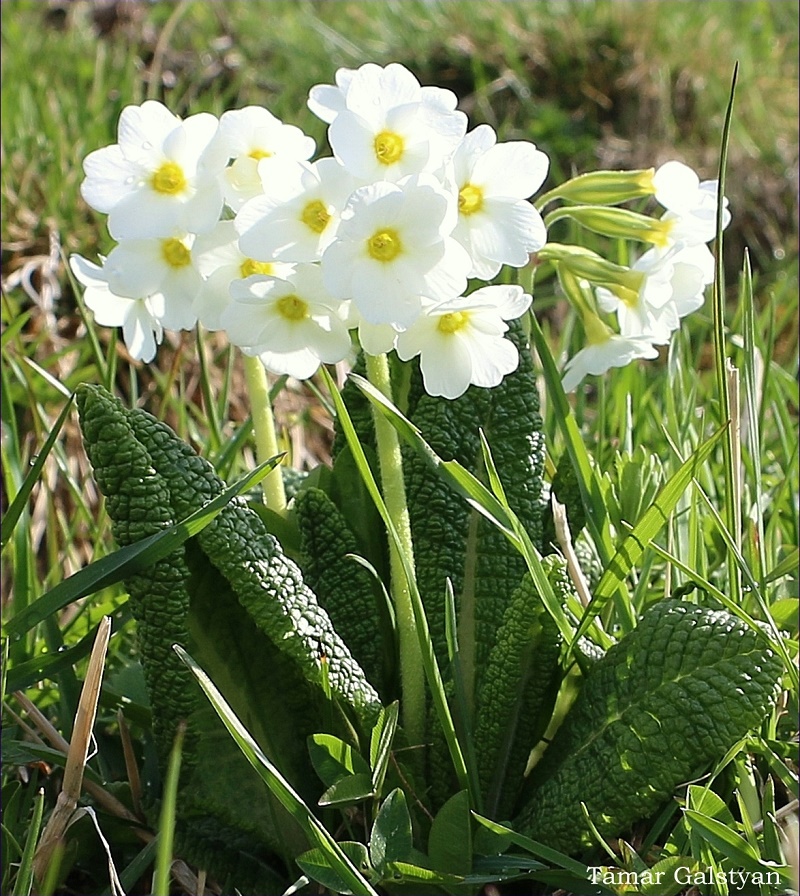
[364,352,425,748]
[242,353,286,512]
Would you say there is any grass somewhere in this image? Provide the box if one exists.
[1,1,798,894]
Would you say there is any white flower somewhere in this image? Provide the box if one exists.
[80,101,226,239]
[220,264,352,379]
[450,124,549,278]
[322,176,471,328]
[103,233,203,332]
[319,62,467,182]
[597,242,714,342]
[217,106,316,211]
[651,160,730,247]
[669,242,715,318]
[69,254,163,362]
[562,329,659,393]
[395,285,531,399]
[235,158,355,263]
[192,221,295,330]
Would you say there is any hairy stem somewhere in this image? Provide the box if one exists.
[242,353,286,511]
[364,353,425,748]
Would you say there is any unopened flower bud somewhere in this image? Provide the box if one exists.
[545,168,655,206]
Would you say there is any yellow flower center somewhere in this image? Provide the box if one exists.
[437,311,470,334]
[276,294,308,322]
[373,130,405,166]
[239,258,274,278]
[300,200,331,234]
[458,183,484,216]
[150,161,187,196]
[367,229,402,262]
[248,148,272,160]
[161,238,191,269]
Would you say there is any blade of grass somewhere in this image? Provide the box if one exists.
[175,645,380,896]
[152,723,184,896]
[11,788,44,896]
[710,63,741,600]
[1,393,75,549]
[571,423,727,646]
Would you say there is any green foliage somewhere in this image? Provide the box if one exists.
[404,320,546,695]
[515,600,783,854]
[473,562,563,820]
[76,383,381,890]
[295,486,388,696]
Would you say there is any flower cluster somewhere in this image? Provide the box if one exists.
[540,159,729,390]
[72,63,551,399]
[71,63,729,398]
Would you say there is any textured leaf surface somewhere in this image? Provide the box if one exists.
[77,384,381,889]
[404,319,545,691]
[295,487,386,695]
[515,600,783,853]
[474,560,565,818]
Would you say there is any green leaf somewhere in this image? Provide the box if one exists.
[571,424,727,647]
[638,857,697,896]
[318,773,375,808]
[297,842,373,896]
[5,613,130,692]
[369,701,398,797]
[683,809,791,882]
[515,601,783,854]
[308,734,371,788]
[1,393,75,549]
[153,724,184,896]
[176,646,379,896]
[4,456,280,639]
[11,787,43,896]
[383,861,462,886]
[369,789,413,874]
[471,814,594,880]
[351,374,513,536]
[322,367,470,797]
[428,790,472,875]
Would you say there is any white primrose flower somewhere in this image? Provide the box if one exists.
[217,106,316,211]
[650,160,731,247]
[192,221,295,330]
[322,176,471,328]
[395,285,532,399]
[69,254,164,362]
[668,242,715,318]
[103,233,202,331]
[220,263,352,379]
[235,157,356,263]
[320,62,467,182]
[450,124,549,278]
[596,242,714,343]
[80,100,227,240]
[561,323,659,393]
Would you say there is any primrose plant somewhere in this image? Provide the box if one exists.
[68,63,786,895]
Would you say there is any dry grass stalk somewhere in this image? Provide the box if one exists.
[32,615,112,885]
